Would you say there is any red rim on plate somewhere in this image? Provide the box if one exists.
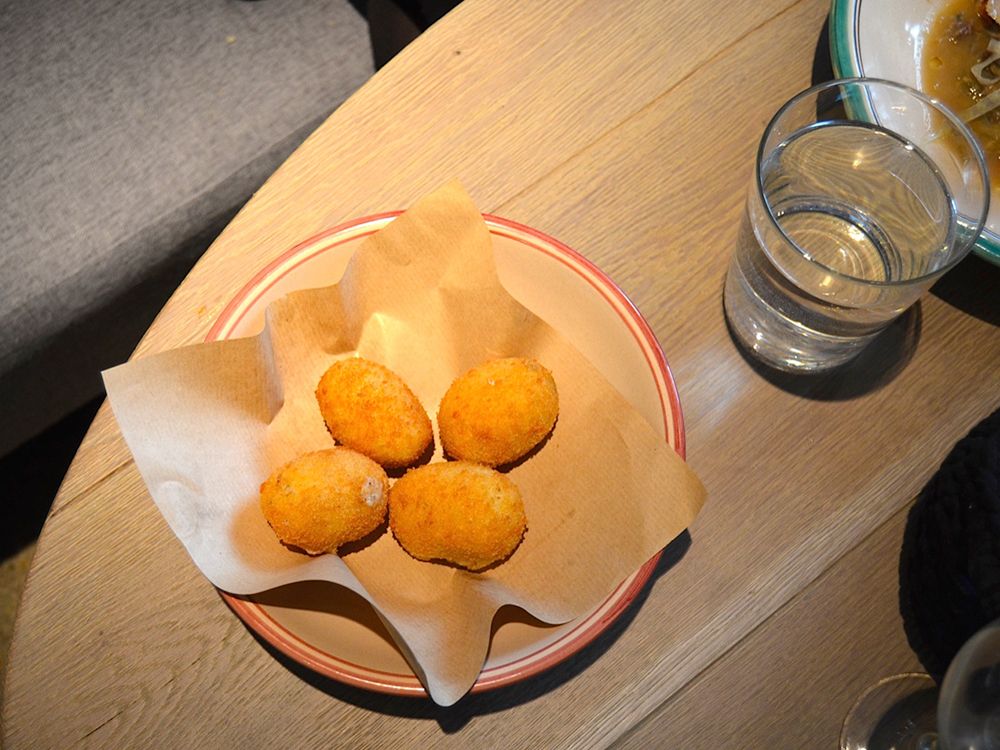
[207,212,686,697]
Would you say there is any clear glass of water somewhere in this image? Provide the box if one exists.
[723,78,990,372]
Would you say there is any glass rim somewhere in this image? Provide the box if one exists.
[755,77,991,288]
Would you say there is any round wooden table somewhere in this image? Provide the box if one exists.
[4,1,999,746]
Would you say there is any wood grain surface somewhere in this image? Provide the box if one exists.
[3,0,999,747]
[614,504,924,748]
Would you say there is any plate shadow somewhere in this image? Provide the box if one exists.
[233,530,693,732]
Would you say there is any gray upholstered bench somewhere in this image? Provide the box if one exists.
[0,0,373,455]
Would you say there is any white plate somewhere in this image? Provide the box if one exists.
[206,212,686,696]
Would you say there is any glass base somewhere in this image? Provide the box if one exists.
[723,267,878,373]
[841,673,939,750]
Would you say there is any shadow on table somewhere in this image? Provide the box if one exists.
[929,253,1000,327]
[243,530,692,732]
[812,15,834,86]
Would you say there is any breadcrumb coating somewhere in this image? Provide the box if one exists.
[438,358,558,466]
[259,448,389,554]
[388,461,527,571]
[316,357,433,468]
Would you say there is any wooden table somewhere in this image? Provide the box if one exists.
[4,0,998,746]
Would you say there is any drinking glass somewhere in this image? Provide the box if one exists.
[937,618,1000,749]
[723,78,990,372]
[840,619,1000,750]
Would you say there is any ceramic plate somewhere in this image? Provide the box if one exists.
[830,0,1000,266]
[206,212,685,696]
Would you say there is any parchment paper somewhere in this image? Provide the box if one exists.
[103,180,706,706]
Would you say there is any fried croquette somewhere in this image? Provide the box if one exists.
[316,357,433,468]
[388,461,527,571]
[438,357,558,466]
[259,448,389,555]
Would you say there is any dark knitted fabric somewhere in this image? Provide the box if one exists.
[899,407,1000,682]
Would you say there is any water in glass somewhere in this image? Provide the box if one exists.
[725,120,957,371]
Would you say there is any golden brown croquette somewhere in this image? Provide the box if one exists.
[316,357,433,468]
[259,448,389,554]
[388,461,527,570]
[437,358,558,466]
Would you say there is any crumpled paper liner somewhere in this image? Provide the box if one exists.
[103,180,706,705]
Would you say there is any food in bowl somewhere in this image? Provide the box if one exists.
[267,356,555,565]
[829,0,1000,265]
[259,448,389,555]
[388,461,527,571]
[438,357,559,467]
[923,0,1000,185]
[316,357,433,468]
